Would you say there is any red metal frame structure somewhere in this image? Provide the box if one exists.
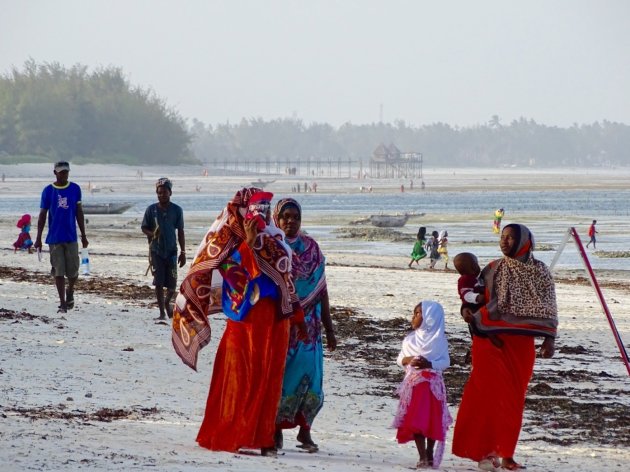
[550,227,630,377]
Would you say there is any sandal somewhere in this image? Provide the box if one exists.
[478,456,500,471]
[416,459,429,469]
[296,441,319,453]
[501,458,527,470]
[296,428,318,452]
[261,447,278,457]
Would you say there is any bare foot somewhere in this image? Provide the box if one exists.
[261,447,278,457]
[501,457,526,470]
[296,428,318,452]
[478,455,500,471]
[274,429,283,449]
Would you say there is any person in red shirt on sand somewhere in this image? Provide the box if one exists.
[586,220,598,249]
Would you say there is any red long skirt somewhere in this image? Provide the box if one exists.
[196,298,290,452]
[452,335,535,461]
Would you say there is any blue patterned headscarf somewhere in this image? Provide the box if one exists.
[274,198,326,312]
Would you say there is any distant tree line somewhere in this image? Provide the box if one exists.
[0,60,192,164]
[190,114,630,167]
[2,60,628,168]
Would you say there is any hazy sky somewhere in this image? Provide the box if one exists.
[2,0,629,128]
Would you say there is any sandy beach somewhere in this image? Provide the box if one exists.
[1,165,629,471]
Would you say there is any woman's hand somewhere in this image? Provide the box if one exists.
[325,330,337,351]
[244,217,259,247]
[461,307,474,323]
[178,252,187,268]
[295,320,308,341]
[539,337,555,358]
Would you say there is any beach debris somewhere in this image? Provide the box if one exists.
[329,305,630,447]
[0,266,155,305]
[595,250,630,258]
[334,226,414,242]
[6,406,159,423]
[0,308,52,324]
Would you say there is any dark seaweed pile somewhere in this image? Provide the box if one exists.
[1,265,628,446]
[329,306,630,447]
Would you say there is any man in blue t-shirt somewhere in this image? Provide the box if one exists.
[34,161,89,313]
[141,177,186,320]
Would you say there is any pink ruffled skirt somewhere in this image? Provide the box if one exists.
[395,370,447,443]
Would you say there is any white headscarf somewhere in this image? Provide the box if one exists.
[399,300,449,366]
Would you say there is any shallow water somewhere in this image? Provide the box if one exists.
[3,189,628,272]
[4,188,630,218]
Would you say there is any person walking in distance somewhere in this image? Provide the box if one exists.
[408,227,428,268]
[34,161,89,313]
[586,220,598,249]
[426,231,440,269]
[142,178,186,320]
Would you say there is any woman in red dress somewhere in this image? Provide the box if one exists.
[172,187,305,456]
[452,224,557,471]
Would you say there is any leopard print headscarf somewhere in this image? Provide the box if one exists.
[473,224,558,338]
[495,224,557,320]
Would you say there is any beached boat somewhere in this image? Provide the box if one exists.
[250,179,276,188]
[82,203,134,215]
[370,214,410,228]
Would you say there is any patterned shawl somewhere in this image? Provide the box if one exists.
[473,223,558,338]
[172,187,301,370]
[273,198,327,312]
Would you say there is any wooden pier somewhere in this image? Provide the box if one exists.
[206,152,423,179]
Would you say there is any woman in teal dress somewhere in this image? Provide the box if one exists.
[273,198,337,452]
[408,226,427,268]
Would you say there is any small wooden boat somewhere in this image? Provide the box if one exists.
[370,214,410,228]
[251,179,276,188]
[82,203,134,215]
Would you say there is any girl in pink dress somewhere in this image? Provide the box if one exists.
[392,300,452,469]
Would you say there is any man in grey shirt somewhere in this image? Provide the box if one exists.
[141,177,186,320]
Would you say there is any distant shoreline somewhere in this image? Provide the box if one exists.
[2,163,630,195]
